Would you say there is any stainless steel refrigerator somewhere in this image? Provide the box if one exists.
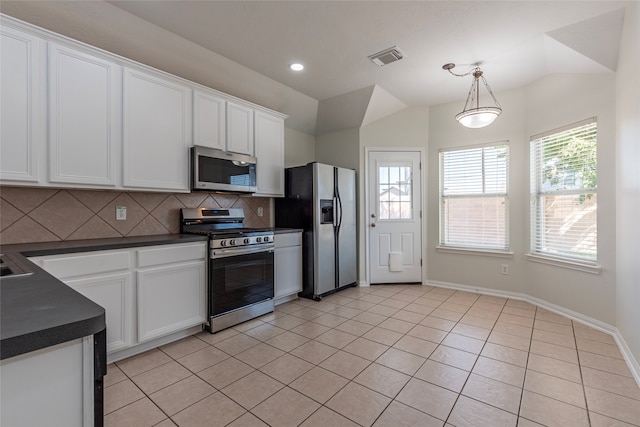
[275,162,357,300]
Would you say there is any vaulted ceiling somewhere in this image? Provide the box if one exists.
[107,1,627,133]
[1,1,630,134]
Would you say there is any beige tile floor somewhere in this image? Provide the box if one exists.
[104,284,640,427]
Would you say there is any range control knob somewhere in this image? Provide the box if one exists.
[229,239,236,246]
[244,238,250,244]
[263,236,270,243]
[256,237,262,243]
[220,240,227,247]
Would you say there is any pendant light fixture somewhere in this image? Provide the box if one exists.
[442,63,502,128]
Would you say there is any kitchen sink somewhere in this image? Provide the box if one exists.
[0,254,33,279]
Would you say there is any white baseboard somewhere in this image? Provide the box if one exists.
[358,280,370,287]
[427,280,640,387]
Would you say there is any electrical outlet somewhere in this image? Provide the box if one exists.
[116,206,127,221]
[257,207,264,217]
[501,264,509,275]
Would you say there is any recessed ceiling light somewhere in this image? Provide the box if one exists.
[290,63,304,71]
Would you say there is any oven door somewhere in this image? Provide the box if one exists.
[209,248,274,317]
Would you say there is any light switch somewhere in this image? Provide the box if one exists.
[116,206,127,221]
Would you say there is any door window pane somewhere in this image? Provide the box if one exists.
[378,165,412,220]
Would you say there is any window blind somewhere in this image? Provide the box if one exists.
[530,119,597,262]
[439,143,509,250]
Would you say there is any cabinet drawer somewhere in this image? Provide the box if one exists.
[275,232,302,248]
[38,251,130,279]
[136,242,206,268]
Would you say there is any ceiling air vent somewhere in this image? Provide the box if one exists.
[368,46,404,66]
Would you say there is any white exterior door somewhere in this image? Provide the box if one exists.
[368,150,423,283]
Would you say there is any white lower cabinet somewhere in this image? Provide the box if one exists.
[274,232,303,299]
[1,337,94,427]
[136,249,206,342]
[31,250,132,354]
[29,241,206,357]
[65,272,133,352]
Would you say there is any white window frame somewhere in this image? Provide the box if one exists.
[438,141,510,254]
[529,117,600,273]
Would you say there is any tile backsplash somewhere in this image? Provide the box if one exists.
[0,186,271,245]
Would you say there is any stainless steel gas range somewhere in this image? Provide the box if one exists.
[180,208,274,333]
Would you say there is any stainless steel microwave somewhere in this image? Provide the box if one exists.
[191,146,257,193]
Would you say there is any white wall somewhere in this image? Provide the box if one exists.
[360,107,429,149]
[428,74,617,325]
[524,74,617,325]
[284,128,315,167]
[315,128,360,171]
[428,89,528,295]
[616,2,640,369]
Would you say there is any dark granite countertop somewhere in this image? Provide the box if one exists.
[0,234,207,360]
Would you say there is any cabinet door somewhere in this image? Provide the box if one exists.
[0,26,42,183]
[123,67,191,191]
[275,245,303,298]
[49,43,120,186]
[137,260,206,342]
[193,89,226,150]
[1,338,92,427]
[254,111,285,197]
[65,272,133,353]
[226,101,254,155]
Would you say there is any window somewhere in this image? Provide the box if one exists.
[439,143,509,251]
[378,164,412,220]
[530,118,597,263]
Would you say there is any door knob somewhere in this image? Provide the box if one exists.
[370,223,376,227]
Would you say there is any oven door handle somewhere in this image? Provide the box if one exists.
[211,246,274,258]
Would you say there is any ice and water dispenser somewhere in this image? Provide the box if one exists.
[320,199,334,224]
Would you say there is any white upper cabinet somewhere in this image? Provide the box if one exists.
[0,16,287,194]
[254,111,285,197]
[48,43,120,186]
[0,25,42,183]
[123,67,192,192]
[193,89,226,151]
[226,101,254,156]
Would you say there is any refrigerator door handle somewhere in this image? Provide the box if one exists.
[333,197,338,227]
[336,194,343,228]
